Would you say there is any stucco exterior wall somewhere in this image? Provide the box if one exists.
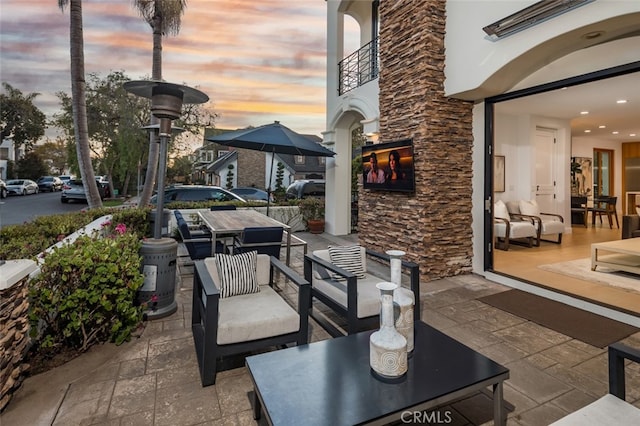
[358,0,474,280]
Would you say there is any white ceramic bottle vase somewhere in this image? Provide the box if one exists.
[386,249,414,354]
[370,282,408,379]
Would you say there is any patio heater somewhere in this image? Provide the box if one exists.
[124,80,209,319]
[141,123,185,237]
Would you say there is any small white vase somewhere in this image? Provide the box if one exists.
[386,250,415,354]
[370,282,407,379]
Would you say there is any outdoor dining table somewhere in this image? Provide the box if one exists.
[198,209,293,265]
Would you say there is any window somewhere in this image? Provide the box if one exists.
[0,148,8,160]
[295,155,304,164]
[318,157,325,165]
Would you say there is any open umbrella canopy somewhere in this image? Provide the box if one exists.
[206,121,335,157]
[207,121,334,215]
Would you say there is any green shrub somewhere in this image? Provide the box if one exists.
[28,229,145,353]
[0,207,152,261]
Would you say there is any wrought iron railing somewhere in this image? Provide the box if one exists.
[338,37,379,95]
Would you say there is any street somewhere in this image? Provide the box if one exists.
[0,191,86,226]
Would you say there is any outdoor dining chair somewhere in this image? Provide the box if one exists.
[231,226,284,259]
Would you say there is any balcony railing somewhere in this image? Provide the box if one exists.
[338,37,379,95]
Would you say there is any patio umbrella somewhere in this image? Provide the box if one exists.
[207,121,335,214]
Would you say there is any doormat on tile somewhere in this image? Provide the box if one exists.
[478,289,639,348]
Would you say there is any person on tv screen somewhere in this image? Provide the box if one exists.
[385,150,408,184]
[366,152,385,183]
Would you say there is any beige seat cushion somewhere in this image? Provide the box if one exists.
[494,220,536,239]
[203,254,298,345]
[312,274,414,319]
[216,286,300,345]
[550,394,640,425]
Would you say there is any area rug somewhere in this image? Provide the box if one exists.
[478,289,639,348]
[538,257,640,293]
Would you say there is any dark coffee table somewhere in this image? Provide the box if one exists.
[246,321,509,425]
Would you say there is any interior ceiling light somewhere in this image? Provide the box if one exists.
[580,111,589,115]
[483,0,595,40]
[584,130,591,133]
[631,133,637,137]
[617,99,628,104]
[599,125,606,128]
[612,131,620,134]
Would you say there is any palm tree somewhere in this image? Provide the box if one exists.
[58,0,102,208]
[132,0,187,207]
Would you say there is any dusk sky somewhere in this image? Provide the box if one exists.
[1,0,358,145]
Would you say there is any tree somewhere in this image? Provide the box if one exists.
[53,71,214,196]
[166,154,193,184]
[58,0,102,209]
[225,164,234,189]
[274,162,286,200]
[0,83,47,159]
[33,138,69,175]
[132,0,187,207]
[16,151,49,180]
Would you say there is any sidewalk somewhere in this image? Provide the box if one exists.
[2,232,639,425]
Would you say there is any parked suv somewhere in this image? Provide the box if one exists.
[285,179,325,199]
[150,185,247,205]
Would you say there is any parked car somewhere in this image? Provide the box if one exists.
[150,185,247,205]
[37,176,64,192]
[58,175,75,184]
[285,179,325,199]
[61,179,108,203]
[230,187,271,202]
[95,176,111,198]
[0,179,7,199]
[5,179,39,196]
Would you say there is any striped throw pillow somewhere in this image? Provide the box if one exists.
[328,245,366,280]
[215,251,260,298]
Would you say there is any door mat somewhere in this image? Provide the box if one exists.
[478,290,639,348]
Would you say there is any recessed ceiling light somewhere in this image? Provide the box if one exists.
[598,125,606,129]
[580,111,589,115]
[584,130,591,133]
[631,133,637,137]
[616,99,627,104]
[612,131,619,134]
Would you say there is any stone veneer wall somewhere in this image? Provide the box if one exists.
[359,0,474,280]
[0,276,30,411]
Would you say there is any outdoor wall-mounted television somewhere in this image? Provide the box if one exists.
[362,138,415,193]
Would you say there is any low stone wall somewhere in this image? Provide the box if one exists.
[0,260,37,412]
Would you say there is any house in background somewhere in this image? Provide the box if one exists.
[192,129,325,189]
[0,138,23,180]
[323,1,639,314]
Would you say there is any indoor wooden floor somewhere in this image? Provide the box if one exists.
[493,217,640,317]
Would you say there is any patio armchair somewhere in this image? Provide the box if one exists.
[303,246,420,337]
[192,252,311,386]
[550,342,640,425]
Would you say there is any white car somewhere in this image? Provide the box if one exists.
[5,179,39,196]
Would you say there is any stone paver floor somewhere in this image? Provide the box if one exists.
[2,232,640,425]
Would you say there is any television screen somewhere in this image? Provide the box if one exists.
[362,139,415,192]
